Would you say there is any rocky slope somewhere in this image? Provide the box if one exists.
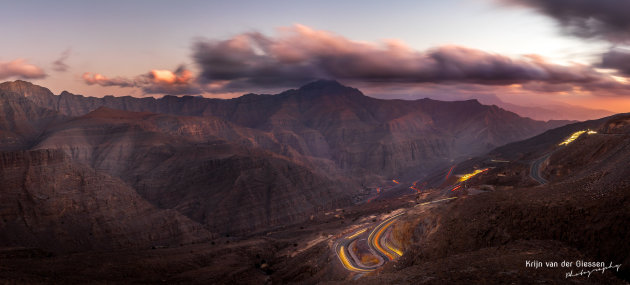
[0,80,626,284]
[0,149,210,253]
[420,113,626,189]
[0,89,65,150]
[32,107,354,234]
[0,79,574,237]
[1,80,569,180]
[292,114,630,284]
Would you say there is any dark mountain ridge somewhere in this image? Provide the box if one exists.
[1,80,570,179]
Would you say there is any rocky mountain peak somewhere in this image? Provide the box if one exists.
[59,90,74,97]
[298,79,344,90]
[0,80,55,98]
[289,79,365,101]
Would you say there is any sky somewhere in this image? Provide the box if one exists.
[1,0,629,113]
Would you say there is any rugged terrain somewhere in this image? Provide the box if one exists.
[0,80,567,236]
[2,79,568,179]
[4,80,624,284]
[0,149,210,253]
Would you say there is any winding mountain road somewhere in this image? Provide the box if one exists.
[529,152,552,185]
[530,129,601,185]
[367,213,404,261]
[334,197,458,274]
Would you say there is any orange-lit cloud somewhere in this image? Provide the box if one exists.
[149,67,193,84]
[82,72,135,87]
[82,66,200,95]
[0,59,46,80]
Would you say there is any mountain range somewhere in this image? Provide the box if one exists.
[0,79,569,244]
[1,79,629,283]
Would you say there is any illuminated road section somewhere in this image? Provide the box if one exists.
[558,129,597,146]
[337,246,373,273]
[458,168,489,182]
[385,240,403,257]
[335,197,458,275]
[415,197,458,207]
[368,213,404,261]
[531,129,597,184]
[346,228,367,240]
[444,165,455,180]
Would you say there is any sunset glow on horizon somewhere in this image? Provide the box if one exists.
[1,0,629,117]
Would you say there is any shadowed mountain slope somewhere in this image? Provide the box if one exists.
[0,149,210,253]
[32,107,355,234]
[2,80,569,180]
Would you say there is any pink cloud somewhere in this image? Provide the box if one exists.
[82,72,135,87]
[0,59,46,80]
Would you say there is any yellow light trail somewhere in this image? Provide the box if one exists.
[385,241,403,257]
[373,220,396,260]
[416,197,458,207]
[338,246,374,273]
[457,168,489,182]
[558,129,597,146]
[368,214,403,261]
[346,228,368,240]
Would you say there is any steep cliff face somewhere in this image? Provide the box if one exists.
[136,147,351,234]
[0,89,65,150]
[0,80,571,236]
[31,108,355,234]
[203,81,564,177]
[0,149,210,253]
[2,80,567,180]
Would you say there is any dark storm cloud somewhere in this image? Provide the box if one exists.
[601,49,630,76]
[192,25,627,93]
[501,0,630,43]
[52,49,71,72]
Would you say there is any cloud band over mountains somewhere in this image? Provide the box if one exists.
[80,25,629,96]
[191,25,628,93]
